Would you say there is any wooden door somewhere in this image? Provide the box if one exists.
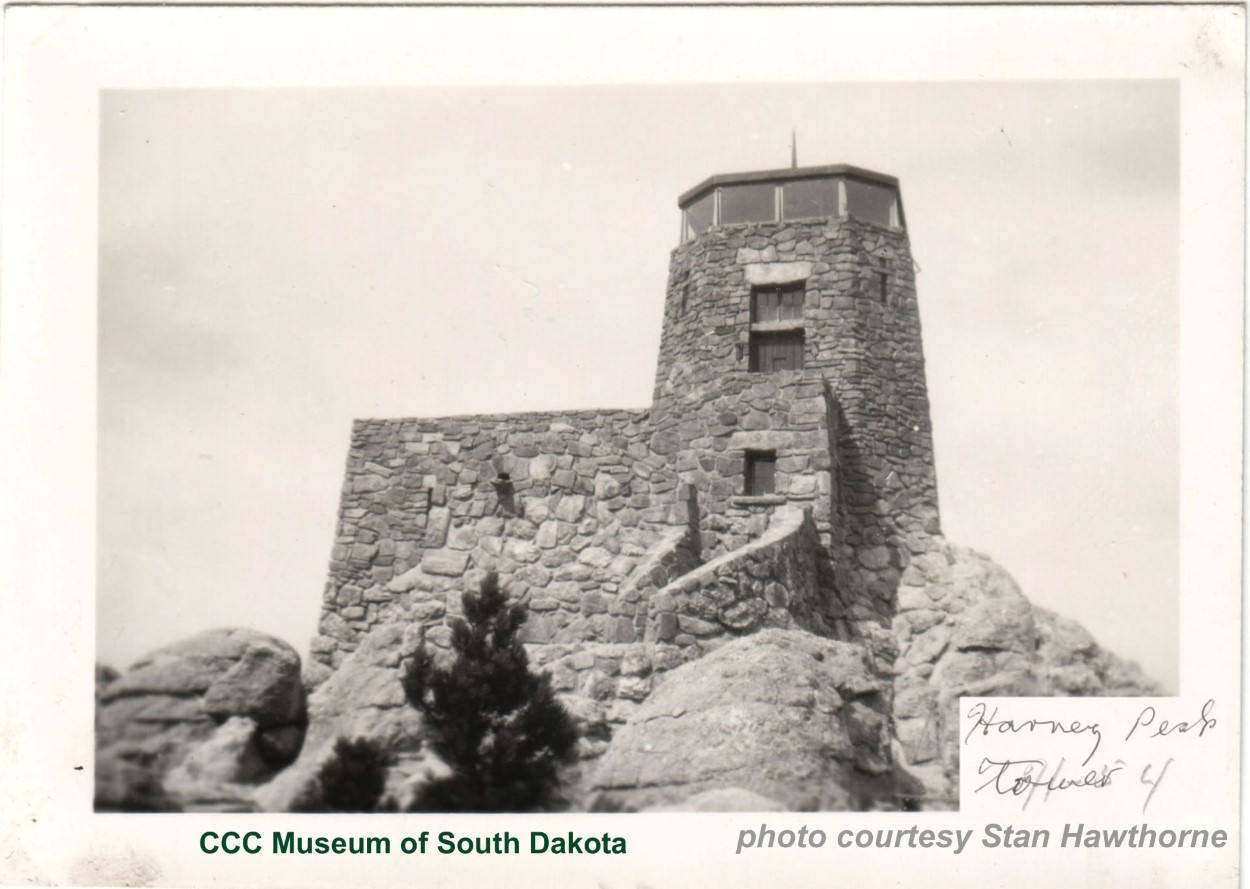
[751,330,804,371]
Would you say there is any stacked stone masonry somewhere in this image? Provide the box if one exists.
[91,164,1158,813]
[316,409,673,668]
[316,211,936,675]
[310,167,1155,809]
[311,198,940,797]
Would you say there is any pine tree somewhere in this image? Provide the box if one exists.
[401,571,578,811]
[307,736,390,812]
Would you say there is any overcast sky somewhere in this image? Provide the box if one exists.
[98,82,1177,689]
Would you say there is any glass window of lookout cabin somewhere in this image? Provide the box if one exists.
[719,182,777,225]
[683,191,715,240]
[682,174,901,242]
[782,178,840,220]
[844,178,898,227]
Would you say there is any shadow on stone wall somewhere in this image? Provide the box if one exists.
[826,392,905,631]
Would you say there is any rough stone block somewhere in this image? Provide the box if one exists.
[518,616,552,644]
[893,683,936,720]
[535,521,560,549]
[594,473,622,499]
[906,625,951,665]
[555,495,587,522]
[309,635,337,655]
[743,261,813,286]
[654,612,679,642]
[351,474,388,494]
[857,546,892,570]
[577,673,613,701]
[577,546,613,568]
[785,475,818,496]
[896,584,930,611]
[423,507,451,547]
[421,550,469,577]
[580,592,610,615]
[720,598,769,631]
[410,600,446,621]
[677,614,720,637]
[895,716,939,764]
[530,454,557,480]
[504,539,539,563]
[617,676,651,701]
[736,246,778,264]
[446,524,477,550]
[609,618,638,643]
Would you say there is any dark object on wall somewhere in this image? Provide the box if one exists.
[491,472,516,515]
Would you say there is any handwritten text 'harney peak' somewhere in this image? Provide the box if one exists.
[964,698,1217,812]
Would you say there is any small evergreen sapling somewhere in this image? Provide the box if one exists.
[311,736,390,812]
[402,571,578,811]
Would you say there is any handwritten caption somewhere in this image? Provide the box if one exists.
[962,697,1218,813]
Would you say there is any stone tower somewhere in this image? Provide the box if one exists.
[313,161,939,678]
[650,163,939,625]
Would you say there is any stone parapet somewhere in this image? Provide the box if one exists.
[646,506,834,647]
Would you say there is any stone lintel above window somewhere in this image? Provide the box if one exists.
[750,319,806,333]
[743,262,813,287]
[731,495,788,507]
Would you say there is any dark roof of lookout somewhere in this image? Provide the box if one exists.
[677,163,900,209]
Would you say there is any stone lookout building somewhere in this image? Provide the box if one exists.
[96,161,1156,814]
[312,161,936,696]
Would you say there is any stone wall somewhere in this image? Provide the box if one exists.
[645,506,836,645]
[649,370,838,552]
[530,508,841,773]
[315,420,862,770]
[313,409,688,674]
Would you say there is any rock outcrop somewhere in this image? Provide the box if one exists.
[97,541,1155,813]
[587,628,896,811]
[253,623,435,812]
[890,542,1158,806]
[95,628,306,811]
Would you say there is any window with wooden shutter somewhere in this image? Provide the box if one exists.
[749,282,806,372]
[750,330,804,371]
[745,451,777,496]
[751,283,805,323]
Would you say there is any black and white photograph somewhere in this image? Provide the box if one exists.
[1,5,1242,888]
[93,82,1177,815]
